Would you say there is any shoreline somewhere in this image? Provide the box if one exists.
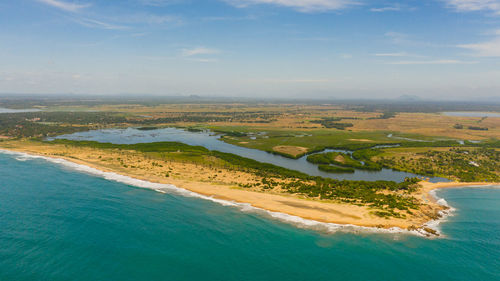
[416,181,500,234]
[417,181,500,205]
[1,145,498,237]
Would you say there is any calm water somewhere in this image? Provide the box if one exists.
[1,152,499,281]
[442,111,500,117]
[55,127,449,182]
[0,107,40,113]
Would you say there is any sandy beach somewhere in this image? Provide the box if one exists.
[417,181,499,204]
[1,140,498,234]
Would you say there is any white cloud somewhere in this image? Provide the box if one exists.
[181,47,220,57]
[70,13,181,30]
[444,0,500,14]
[375,52,409,57]
[292,36,337,41]
[202,15,257,21]
[374,52,425,58]
[139,0,183,6]
[118,14,183,26]
[370,6,401,12]
[72,18,128,30]
[458,30,500,56]
[36,0,90,12]
[383,32,444,48]
[384,31,409,44]
[223,0,358,13]
[187,58,219,63]
[387,59,477,65]
[180,47,220,63]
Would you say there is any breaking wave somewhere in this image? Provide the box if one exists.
[4,149,488,238]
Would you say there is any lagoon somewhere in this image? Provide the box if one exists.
[0,107,41,113]
[54,127,449,182]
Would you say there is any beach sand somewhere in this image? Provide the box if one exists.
[1,140,497,234]
[418,181,499,203]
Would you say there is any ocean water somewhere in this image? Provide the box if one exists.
[0,153,499,281]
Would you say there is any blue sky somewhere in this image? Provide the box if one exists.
[1,0,500,99]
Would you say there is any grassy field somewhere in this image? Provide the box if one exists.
[3,101,498,158]
[352,112,500,140]
[215,128,398,157]
[372,147,500,182]
[33,103,500,141]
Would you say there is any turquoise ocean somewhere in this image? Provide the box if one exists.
[0,151,499,281]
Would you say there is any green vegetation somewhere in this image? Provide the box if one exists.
[310,117,354,130]
[380,111,397,119]
[352,148,382,163]
[1,98,498,218]
[307,152,342,165]
[368,111,397,119]
[48,139,422,216]
[216,128,396,156]
[216,124,500,161]
[318,165,354,173]
[281,177,421,215]
[50,139,310,179]
[307,151,382,172]
[468,126,488,131]
[0,112,128,138]
[375,147,499,182]
[137,126,159,131]
[454,124,489,131]
[268,150,308,159]
[128,111,279,125]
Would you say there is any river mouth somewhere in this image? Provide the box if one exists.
[52,127,450,183]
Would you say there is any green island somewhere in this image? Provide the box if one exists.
[307,151,382,172]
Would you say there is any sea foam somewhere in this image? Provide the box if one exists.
[425,184,500,235]
[2,149,480,238]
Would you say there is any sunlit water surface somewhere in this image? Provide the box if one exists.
[0,153,499,281]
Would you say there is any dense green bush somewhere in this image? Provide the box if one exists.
[318,165,354,173]
[47,139,422,217]
[307,151,382,171]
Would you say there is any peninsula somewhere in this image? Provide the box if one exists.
[2,139,497,236]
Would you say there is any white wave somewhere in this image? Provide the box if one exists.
[0,149,453,238]
[15,156,29,161]
[428,183,500,237]
[436,198,449,207]
[424,189,455,235]
[425,185,500,236]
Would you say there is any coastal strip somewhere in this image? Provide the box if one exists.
[416,181,500,235]
[0,145,498,238]
[0,148,417,236]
